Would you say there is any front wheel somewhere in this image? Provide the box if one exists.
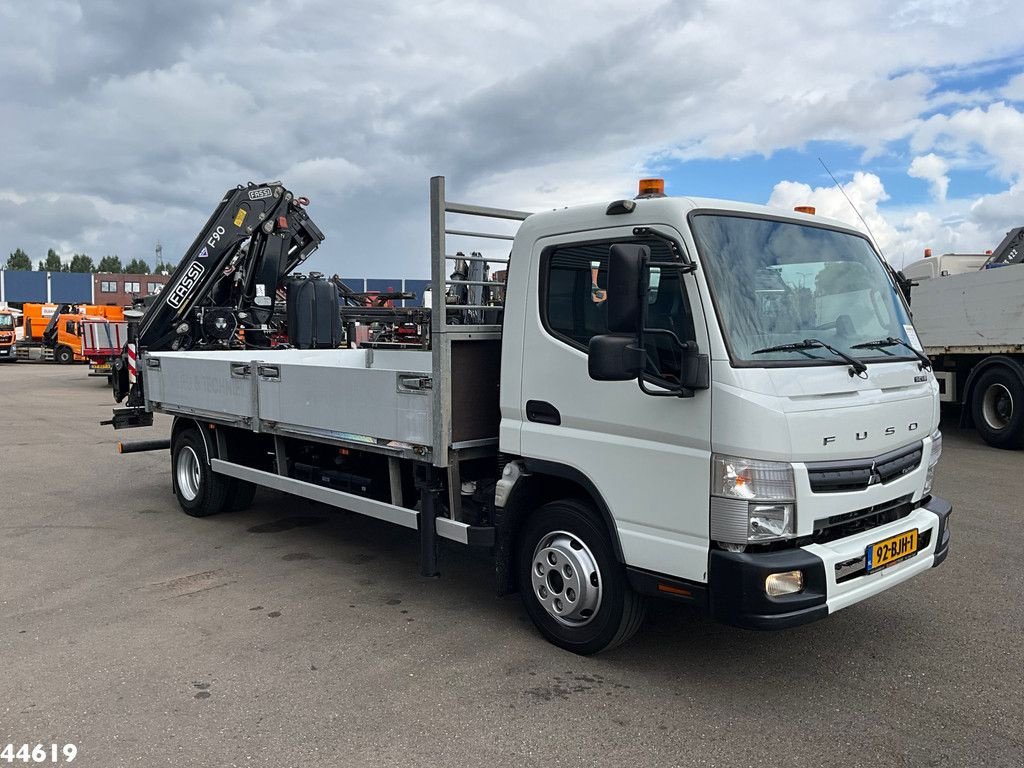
[55,346,73,364]
[171,429,232,516]
[517,499,646,654]
[971,366,1024,449]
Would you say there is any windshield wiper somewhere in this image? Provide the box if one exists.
[850,337,932,370]
[752,338,868,377]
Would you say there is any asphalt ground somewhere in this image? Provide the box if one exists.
[1,363,1022,768]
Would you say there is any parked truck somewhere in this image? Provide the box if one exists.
[0,310,15,361]
[81,317,129,379]
[18,303,125,363]
[110,178,951,654]
[905,228,1024,449]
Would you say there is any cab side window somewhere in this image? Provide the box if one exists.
[542,239,696,381]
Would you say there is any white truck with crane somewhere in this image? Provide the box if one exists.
[109,178,951,654]
[904,227,1024,448]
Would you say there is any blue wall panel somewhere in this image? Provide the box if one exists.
[404,279,431,307]
[50,273,93,303]
[3,271,47,302]
[365,278,403,293]
[339,277,365,293]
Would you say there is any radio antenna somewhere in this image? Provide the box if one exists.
[818,158,914,297]
[818,157,885,256]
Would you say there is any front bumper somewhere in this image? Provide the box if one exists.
[708,495,951,630]
[0,346,12,357]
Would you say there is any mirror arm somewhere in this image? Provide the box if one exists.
[632,227,697,273]
[643,326,689,351]
[637,377,693,398]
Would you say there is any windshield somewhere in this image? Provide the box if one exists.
[0,314,13,330]
[690,214,913,365]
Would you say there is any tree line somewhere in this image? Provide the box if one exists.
[4,248,176,274]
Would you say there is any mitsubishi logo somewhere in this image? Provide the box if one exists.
[867,460,881,486]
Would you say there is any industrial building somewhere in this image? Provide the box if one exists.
[0,271,431,307]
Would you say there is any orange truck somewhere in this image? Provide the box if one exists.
[0,310,15,361]
[19,303,125,363]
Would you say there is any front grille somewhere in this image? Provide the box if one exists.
[810,494,914,544]
[806,441,923,493]
[744,494,919,552]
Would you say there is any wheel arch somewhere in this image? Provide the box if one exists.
[959,355,1024,429]
[171,417,217,466]
[493,458,624,596]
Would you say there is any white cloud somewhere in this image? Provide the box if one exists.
[908,153,951,200]
[1000,72,1024,102]
[910,101,1024,180]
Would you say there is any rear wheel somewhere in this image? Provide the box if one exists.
[229,480,258,511]
[55,346,73,364]
[171,429,232,516]
[517,499,645,654]
[971,366,1024,449]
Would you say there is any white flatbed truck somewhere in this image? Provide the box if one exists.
[907,258,1024,449]
[115,177,952,653]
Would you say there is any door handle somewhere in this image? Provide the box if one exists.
[526,400,561,426]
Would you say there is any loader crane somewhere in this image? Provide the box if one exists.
[108,181,324,427]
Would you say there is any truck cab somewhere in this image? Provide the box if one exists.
[498,190,948,636]
[0,311,15,360]
[903,252,989,281]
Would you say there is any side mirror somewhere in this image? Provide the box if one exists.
[588,335,644,381]
[894,269,914,304]
[588,243,650,383]
[606,244,650,333]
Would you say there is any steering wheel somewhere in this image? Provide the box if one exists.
[814,315,856,336]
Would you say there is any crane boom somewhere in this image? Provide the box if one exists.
[110,181,324,411]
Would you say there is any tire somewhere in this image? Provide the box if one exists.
[171,429,232,517]
[55,346,74,364]
[517,499,646,655]
[229,480,258,511]
[970,366,1024,449]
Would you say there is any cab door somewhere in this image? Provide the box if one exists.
[518,226,713,583]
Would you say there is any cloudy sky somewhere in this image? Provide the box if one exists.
[1,0,1023,277]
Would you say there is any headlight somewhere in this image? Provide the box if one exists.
[711,454,795,500]
[923,430,942,496]
[710,454,796,545]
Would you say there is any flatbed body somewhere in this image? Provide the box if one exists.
[914,266,1024,355]
[146,348,437,457]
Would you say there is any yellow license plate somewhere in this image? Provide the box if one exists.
[866,529,918,572]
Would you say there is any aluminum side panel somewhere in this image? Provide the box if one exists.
[913,267,1024,351]
[257,363,433,446]
[145,355,256,420]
